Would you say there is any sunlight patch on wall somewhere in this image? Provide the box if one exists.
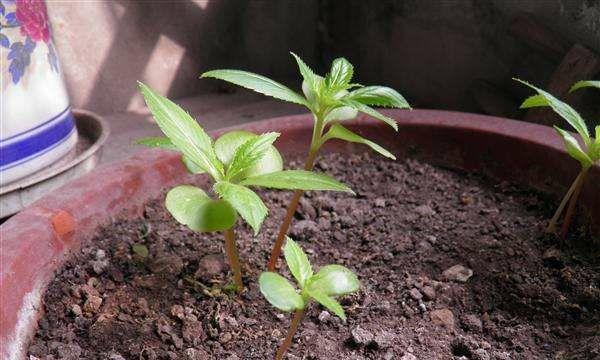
[128,35,186,114]
[191,0,211,10]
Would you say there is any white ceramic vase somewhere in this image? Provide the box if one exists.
[0,0,76,186]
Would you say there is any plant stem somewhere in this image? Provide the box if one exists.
[546,169,587,233]
[275,309,305,360]
[267,146,319,271]
[267,114,326,271]
[224,228,243,292]
[559,168,589,240]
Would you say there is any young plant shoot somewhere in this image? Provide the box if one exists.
[136,82,353,291]
[202,53,411,270]
[259,237,359,360]
[515,79,600,239]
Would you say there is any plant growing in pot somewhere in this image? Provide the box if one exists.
[202,53,411,270]
[136,82,353,291]
[260,237,359,360]
[515,79,600,239]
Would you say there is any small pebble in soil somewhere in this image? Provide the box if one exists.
[184,347,210,360]
[70,304,82,317]
[422,285,436,300]
[461,314,483,333]
[442,264,474,283]
[350,326,374,346]
[318,310,331,323]
[400,353,417,360]
[374,198,386,207]
[430,308,455,330]
[195,254,226,281]
[83,295,102,313]
[414,204,436,216]
[409,288,423,300]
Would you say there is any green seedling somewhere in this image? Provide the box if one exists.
[515,79,600,239]
[202,53,411,270]
[136,82,353,291]
[259,237,359,360]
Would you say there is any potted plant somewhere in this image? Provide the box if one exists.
[2,66,598,359]
[202,53,410,270]
[135,82,352,291]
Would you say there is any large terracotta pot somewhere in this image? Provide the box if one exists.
[1,110,598,359]
[0,0,76,186]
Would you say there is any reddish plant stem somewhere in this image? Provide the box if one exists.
[545,170,585,233]
[224,228,243,292]
[275,309,305,360]
[559,168,589,240]
[267,150,319,271]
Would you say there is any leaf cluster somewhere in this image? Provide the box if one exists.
[259,237,359,321]
[202,53,411,160]
[137,83,352,235]
[516,79,600,169]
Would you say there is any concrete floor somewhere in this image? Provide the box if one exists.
[100,90,306,164]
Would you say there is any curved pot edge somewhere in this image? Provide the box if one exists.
[0,109,598,360]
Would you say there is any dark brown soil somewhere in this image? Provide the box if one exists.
[28,153,599,360]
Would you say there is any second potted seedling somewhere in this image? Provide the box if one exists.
[137,82,353,291]
[516,79,599,239]
[260,237,360,360]
[202,53,411,270]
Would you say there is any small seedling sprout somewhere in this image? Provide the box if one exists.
[259,237,359,360]
[202,53,411,270]
[136,83,353,291]
[515,79,600,239]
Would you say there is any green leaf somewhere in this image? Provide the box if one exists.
[322,123,396,160]
[306,288,346,321]
[227,132,280,181]
[306,264,360,297]
[283,237,313,287]
[136,137,178,151]
[290,52,317,85]
[515,78,590,146]
[138,82,223,179]
[520,94,547,108]
[181,156,206,174]
[327,57,354,90]
[201,69,308,106]
[132,244,149,258]
[343,99,398,131]
[165,185,237,232]
[554,127,593,168]
[214,181,268,235]
[346,86,411,109]
[136,136,205,174]
[570,80,600,92]
[214,130,283,178]
[259,272,305,312]
[324,106,358,123]
[240,170,354,192]
[302,77,325,108]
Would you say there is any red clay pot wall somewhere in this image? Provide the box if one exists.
[1,110,598,359]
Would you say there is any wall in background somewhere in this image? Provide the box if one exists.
[47,0,318,114]
[48,0,599,119]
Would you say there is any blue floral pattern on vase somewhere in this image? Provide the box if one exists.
[0,0,59,84]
